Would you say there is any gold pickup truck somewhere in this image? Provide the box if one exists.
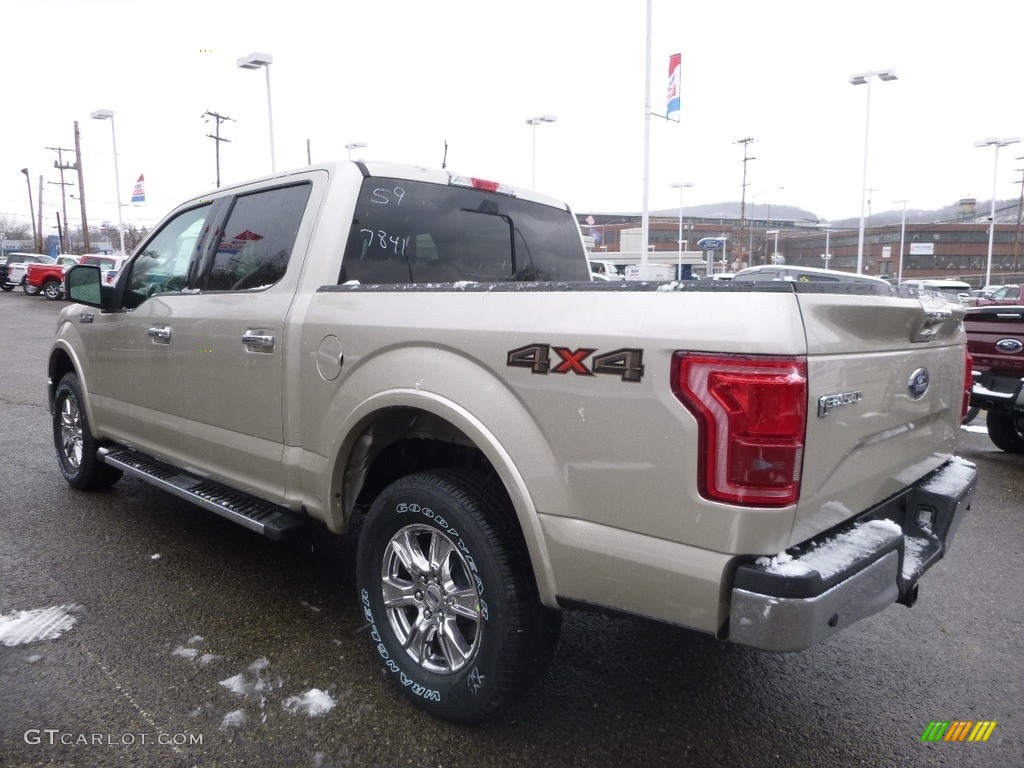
[49,160,976,722]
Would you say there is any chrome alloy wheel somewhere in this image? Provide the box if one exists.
[381,523,483,675]
[59,392,84,471]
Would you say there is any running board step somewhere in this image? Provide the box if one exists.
[98,446,306,540]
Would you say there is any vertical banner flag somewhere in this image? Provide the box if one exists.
[667,53,681,121]
[131,174,145,204]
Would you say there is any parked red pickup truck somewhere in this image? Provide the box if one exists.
[965,305,1024,452]
[975,284,1023,307]
[25,259,76,300]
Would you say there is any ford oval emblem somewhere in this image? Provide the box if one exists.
[995,338,1024,354]
[908,368,930,400]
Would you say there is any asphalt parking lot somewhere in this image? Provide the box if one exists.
[0,291,1021,768]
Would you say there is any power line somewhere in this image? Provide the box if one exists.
[204,110,235,188]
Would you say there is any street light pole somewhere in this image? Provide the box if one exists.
[90,109,126,255]
[749,186,783,268]
[237,52,276,172]
[525,114,557,190]
[893,199,908,283]
[669,181,694,279]
[850,68,898,275]
[20,168,39,253]
[766,229,780,263]
[975,137,1021,286]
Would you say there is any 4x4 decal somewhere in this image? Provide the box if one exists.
[506,344,644,383]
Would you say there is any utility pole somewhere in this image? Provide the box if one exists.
[47,146,76,252]
[73,121,90,253]
[735,137,756,268]
[204,110,234,188]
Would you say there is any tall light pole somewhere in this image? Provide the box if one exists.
[893,199,908,283]
[20,168,39,253]
[669,181,694,279]
[345,142,368,161]
[90,109,126,255]
[975,137,1021,286]
[237,52,276,172]
[850,68,898,274]
[766,229,780,263]
[749,186,783,267]
[525,114,557,190]
[818,221,833,270]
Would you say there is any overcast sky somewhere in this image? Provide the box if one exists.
[3,0,1024,239]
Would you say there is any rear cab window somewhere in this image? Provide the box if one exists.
[339,177,589,285]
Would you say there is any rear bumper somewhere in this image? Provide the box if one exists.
[970,370,1024,413]
[728,456,976,652]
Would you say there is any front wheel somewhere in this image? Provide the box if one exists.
[0,283,14,292]
[356,469,560,722]
[42,279,64,301]
[52,372,123,490]
[23,278,41,296]
[986,411,1024,454]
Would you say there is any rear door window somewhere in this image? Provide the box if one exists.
[340,177,589,284]
[206,183,311,291]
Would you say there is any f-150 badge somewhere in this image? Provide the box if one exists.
[507,344,644,383]
[817,390,863,418]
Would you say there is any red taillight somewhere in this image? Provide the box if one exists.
[671,352,807,507]
[962,351,973,422]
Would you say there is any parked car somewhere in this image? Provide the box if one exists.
[975,284,1023,307]
[732,264,893,288]
[899,279,973,305]
[1,253,55,294]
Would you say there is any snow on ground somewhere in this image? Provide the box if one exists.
[282,689,337,717]
[0,605,82,647]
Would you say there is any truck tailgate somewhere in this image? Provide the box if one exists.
[793,291,966,546]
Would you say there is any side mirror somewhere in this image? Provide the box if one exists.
[66,264,107,308]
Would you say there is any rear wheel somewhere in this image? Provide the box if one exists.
[23,278,41,296]
[986,411,1024,454]
[52,372,123,490]
[0,283,13,292]
[356,469,560,722]
[42,279,64,301]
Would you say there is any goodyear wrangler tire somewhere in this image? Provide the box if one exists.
[356,469,560,722]
[52,372,123,490]
[986,411,1024,454]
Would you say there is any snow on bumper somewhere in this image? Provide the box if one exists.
[728,456,977,653]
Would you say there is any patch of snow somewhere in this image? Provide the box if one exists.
[171,645,199,660]
[248,657,271,673]
[0,605,82,647]
[758,520,902,580]
[219,674,250,696]
[219,710,247,730]
[919,456,976,496]
[452,280,476,290]
[150,553,161,560]
[198,653,219,666]
[903,535,930,578]
[26,654,42,663]
[282,689,337,717]
[187,635,205,644]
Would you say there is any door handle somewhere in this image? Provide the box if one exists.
[242,331,275,352]
[147,326,172,344]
